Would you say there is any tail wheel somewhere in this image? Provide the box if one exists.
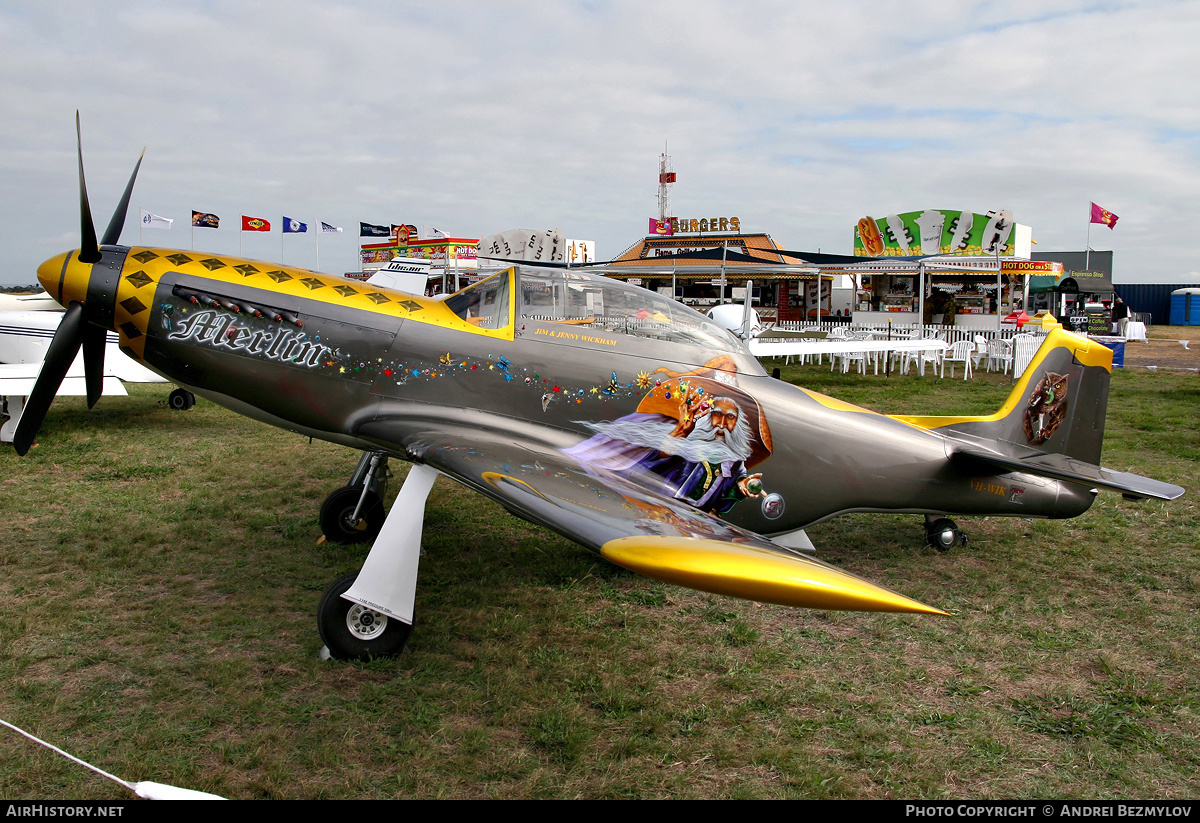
[319,486,386,544]
[168,388,196,410]
[926,517,965,552]
[318,572,412,660]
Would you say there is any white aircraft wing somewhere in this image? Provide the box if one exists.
[0,292,63,312]
[0,311,166,383]
[0,362,127,444]
[0,362,127,397]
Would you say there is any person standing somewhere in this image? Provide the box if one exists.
[1111,297,1130,337]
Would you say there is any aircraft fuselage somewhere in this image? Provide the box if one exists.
[37,245,1093,541]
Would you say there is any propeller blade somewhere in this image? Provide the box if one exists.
[100,148,145,246]
[13,303,86,456]
[82,324,107,409]
[75,112,100,265]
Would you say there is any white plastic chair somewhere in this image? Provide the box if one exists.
[987,338,1013,374]
[972,335,988,368]
[1011,333,1041,378]
[943,340,975,379]
[903,332,944,376]
[914,346,944,376]
[832,349,867,374]
[830,334,868,374]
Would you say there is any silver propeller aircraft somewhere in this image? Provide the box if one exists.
[14,120,1184,660]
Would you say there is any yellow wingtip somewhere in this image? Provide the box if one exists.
[601,536,948,616]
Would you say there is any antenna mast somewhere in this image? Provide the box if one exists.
[656,146,674,222]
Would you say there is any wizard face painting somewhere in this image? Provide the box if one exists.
[564,361,773,516]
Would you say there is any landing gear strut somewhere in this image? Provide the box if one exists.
[925,515,966,551]
[318,463,440,661]
[319,451,391,543]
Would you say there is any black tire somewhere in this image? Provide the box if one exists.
[318,571,412,660]
[926,517,962,552]
[319,486,386,544]
[168,388,196,410]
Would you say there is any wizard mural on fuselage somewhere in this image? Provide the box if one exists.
[565,357,773,517]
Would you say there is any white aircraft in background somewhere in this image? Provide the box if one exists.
[707,301,768,339]
[0,291,64,312]
[0,308,186,445]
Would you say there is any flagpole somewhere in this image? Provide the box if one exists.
[315,228,321,272]
[1086,205,1092,271]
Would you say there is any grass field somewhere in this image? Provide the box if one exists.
[0,354,1196,799]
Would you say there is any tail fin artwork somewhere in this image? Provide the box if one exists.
[895,329,1183,502]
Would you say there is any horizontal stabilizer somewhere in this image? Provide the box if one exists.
[951,444,1184,501]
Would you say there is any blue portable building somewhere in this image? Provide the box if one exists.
[1169,288,1200,326]
[1113,283,1200,325]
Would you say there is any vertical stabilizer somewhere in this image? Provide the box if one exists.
[894,329,1113,463]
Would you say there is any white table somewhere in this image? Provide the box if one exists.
[750,338,949,376]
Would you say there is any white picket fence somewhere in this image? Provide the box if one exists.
[772,320,1028,347]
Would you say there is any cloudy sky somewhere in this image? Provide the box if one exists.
[1,0,1197,286]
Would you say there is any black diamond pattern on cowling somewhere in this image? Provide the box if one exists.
[119,296,147,315]
[124,270,152,289]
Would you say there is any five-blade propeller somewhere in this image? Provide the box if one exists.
[12,114,143,455]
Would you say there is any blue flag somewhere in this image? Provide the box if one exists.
[283,217,308,234]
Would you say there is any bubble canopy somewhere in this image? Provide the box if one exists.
[514,268,748,352]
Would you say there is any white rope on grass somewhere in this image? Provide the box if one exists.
[1,718,224,800]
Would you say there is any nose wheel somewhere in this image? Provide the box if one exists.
[925,516,966,551]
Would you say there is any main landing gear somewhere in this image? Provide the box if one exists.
[925,515,967,552]
[317,463,439,661]
[318,571,413,660]
[319,451,392,543]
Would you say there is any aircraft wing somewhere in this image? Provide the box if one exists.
[0,362,127,398]
[949,441,1185,501]
[356,419,945,614]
